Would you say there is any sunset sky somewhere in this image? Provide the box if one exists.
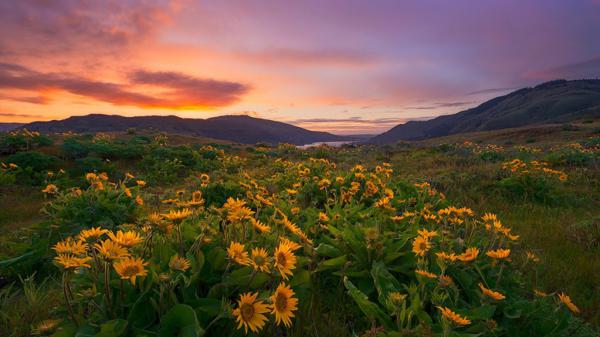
[1,1,599,134]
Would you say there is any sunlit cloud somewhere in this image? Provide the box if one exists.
[0,63,250,109]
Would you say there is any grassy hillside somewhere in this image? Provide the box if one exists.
[371,79,600,143]
[0,124,598,336]
[22,114,348,145]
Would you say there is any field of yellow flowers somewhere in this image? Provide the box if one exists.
[1,129,599,337]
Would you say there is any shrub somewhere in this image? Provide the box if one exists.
[70,156,116,180]
[497,159,568,204]
[60,137,90,159]
[0,129,52,155]
[43,173,142,235]
[5,151,61,185]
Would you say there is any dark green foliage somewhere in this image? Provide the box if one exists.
[201,181,244,207]
[43,185,141,235]
[60,137,90,159]
[5,151,61,185]
[0,131,53,155]
[70,156,116,179]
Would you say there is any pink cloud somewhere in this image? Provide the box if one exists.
[0,63,250,109]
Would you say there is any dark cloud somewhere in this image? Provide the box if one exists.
[0,93,49,104]
[466,87,517,95]
[0,112,44,118]
[403,101,475,110]
[0,63,250,109]
[129,70,250,107]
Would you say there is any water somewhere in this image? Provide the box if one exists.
[297,141,355,149]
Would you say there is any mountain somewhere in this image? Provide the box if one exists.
[21,114,348,145]
[0,123,24,132]
[369,79,600,143]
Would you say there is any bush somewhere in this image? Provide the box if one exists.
[61,138,90,159]
[497,159,568,204]
[70,156,116,180]
[0,130,52,155]
[43,174,142,235]
[5,152,61,185]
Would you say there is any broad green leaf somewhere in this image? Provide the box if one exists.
[206,247,227,271]
[469,304,496,320]
[290,269,311,288]
[51,323,77,337]
[314,243,342,257]
[159,304,204,337]
[74,324,98,337]
[0,250,38,267]
[192,298,223,317]
[371,261,401,309]
[317,255,348,271]
[343,277,393,329]
[128,291,156,329]
[95,319,128,337]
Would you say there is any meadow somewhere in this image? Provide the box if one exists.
[0,121,599,337]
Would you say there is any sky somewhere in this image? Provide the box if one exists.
[1,0,599,134]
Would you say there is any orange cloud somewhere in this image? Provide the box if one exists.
[0,63,250,109]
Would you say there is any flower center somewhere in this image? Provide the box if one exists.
[241,303,255,321]
[254,255,265,266]
[275,293,288,311]
[277,252,287,266]
[122,265,140,276]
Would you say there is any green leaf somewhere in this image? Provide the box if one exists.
[314,243,342,257]
[192,298,223,317]
[159,304,204,337]
[51,323,77,337]
[503,304,522,319]
[190,250,205,275]
[0,250,38,267]
[128,291,156,329]
[317,255,348,271]
[206,247,227,271]
[74,324,98,337]
[343,277,393,329]
[371,261,401,310]
[326,224,342,236]
[469,304,496,320]
[291,269,312,288]
[95,319,128,337]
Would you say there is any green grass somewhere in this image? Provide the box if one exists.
[0,124,599,335]
[0,185,45,230]
[386,145,600,326]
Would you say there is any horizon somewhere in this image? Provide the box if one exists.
[1,1,600,134]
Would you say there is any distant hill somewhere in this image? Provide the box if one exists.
[22,114,348,145]
[369,79,600,143]
[0,123,24,132]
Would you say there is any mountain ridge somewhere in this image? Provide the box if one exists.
[20,114,349,145]
[0,123,25,132]
[369,79,600,143]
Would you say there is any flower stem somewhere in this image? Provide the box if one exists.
[62,272,78,326]
[104,261,114,318]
